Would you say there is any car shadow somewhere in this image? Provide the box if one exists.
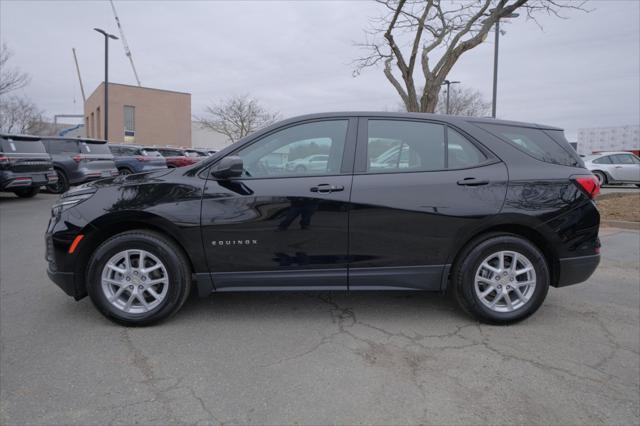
[174,291,472,324]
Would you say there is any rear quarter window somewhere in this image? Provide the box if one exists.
[475,123,580,167]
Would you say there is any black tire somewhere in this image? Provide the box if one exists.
[593,171,607,186]
[118,167,133,176]
[451,233,550,325]
[86,230,191,326]
[13,186,39,198]
[46,169,69,194]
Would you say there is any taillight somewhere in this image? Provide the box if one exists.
[573,175,600,199]
[72,154,85,163]
[0,155,9,168]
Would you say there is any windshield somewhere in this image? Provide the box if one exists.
[140,149,162,157]
[0,138,46,153]
[80,142,112,155]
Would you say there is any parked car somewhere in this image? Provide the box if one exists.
[155,147,200,168]
[285,154,329,173]
[583,151,640,186]
[108,144,167,175]
[42,137,118,193]
[0,133,58,198]
[184,148,210,160]
[46,112,601,326]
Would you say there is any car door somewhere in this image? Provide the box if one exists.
[348,118,508,290]
[201,118,356,290]
[611,154,640,182]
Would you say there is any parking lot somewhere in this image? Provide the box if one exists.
[1,192,639,425]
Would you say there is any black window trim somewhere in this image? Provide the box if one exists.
[203,117,358,181]
[354,117,498,175]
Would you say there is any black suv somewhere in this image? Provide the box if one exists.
[1,134,57,198]
[45,113,601,326]
[42,137,118,193]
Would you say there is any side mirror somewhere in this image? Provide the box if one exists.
[211,156,243,179]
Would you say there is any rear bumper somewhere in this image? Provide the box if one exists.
[1,170,56,190]
[70,169,118,184]
[555,254,600,287]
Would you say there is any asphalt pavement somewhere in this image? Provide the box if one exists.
[1,192,639,425]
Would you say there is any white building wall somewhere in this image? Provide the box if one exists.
[576,125,639,155]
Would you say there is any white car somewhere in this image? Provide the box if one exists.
[583,151,640,186]
[285,154,329,173]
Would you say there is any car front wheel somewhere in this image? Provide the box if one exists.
[86,230,191,326]
[451,233,550,324]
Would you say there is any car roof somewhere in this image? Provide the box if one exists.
[0,133,42,141]
[266,112,564,131]
[43,136,108,144]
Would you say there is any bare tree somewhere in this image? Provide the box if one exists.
[436,85,490,116]
[355,0,589,113]
[0,96,48,134]
[196,95,280,144]
[0,44,30,96]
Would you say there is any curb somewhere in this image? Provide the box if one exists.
[601,220,640,230]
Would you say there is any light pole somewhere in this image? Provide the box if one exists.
[489,11,519,118]
[442,80,460,114]
[94,28,118,141]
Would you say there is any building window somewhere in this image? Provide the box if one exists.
[124,105,135,143]
[96,107,101,139]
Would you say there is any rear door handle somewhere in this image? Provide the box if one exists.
[457,177,489,186]
[310,184,344,193]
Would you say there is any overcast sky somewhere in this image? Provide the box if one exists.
[1,0,639,140]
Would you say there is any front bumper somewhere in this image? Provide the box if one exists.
[47,265,82,299]
[555,254,600,287]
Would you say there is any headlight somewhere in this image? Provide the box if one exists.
[52,188,97,216]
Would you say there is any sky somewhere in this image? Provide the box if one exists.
[1,0,639,140]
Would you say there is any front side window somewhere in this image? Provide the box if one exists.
[612,154,635,164]
[235,120,348,178]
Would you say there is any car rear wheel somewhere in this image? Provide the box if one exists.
[13,187,40,198]
[451,233,550,324]
[86,230,191,326]
[46,169,69,194]
[593,171,607,186]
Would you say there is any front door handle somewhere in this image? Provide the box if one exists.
[310,184,344,193]
[457,177,489,186]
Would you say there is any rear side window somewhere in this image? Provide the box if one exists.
[476,123,580,167]
[612,154,636,164]
[0,138,46,153]
[447,128,486,169]
[367,120,445,172]
[46,140,79,154]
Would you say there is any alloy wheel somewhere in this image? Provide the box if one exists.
[101,249,169,314]
[474,250,536,313]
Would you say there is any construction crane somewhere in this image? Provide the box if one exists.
[109,0,142,86]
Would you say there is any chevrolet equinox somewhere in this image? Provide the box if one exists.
[45,113,601,326]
